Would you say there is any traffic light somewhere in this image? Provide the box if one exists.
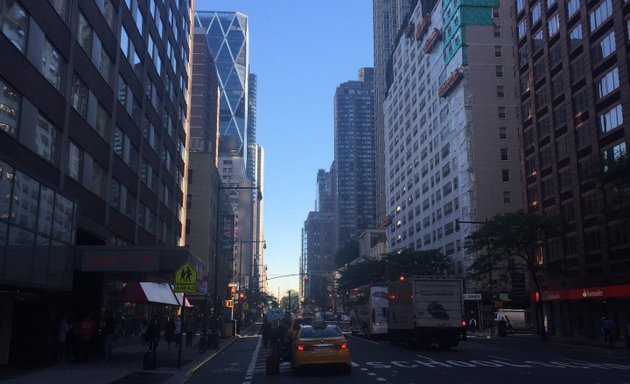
[239,292,245,300]
[227,286,235,298]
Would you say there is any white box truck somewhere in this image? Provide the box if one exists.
[388,276,464,348]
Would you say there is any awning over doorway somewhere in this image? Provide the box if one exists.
[174,291,193,307]
[120,282,180,306]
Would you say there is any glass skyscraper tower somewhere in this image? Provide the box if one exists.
[194,11,249,158]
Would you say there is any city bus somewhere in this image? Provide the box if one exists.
[349,283,388,339]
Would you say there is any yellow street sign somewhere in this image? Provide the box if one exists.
[174,263,197,293]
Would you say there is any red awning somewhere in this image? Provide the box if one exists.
[120,282,180,306]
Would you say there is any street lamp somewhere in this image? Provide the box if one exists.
[213,182,262,320]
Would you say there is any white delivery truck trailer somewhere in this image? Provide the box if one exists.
[388,276,464,348]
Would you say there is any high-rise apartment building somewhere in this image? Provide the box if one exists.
[513,0,630,337]
[0,0,194,365]
[373,0,414,226]
[384,0,522,279]
[334,68,376,249]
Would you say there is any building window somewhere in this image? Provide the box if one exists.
[23,113,58,164]
[531,2,542,23]
[592,32,616,65]
[500,148,509,160]
[597,67,620,99]
[548,14,560,37]
[567,0,579,18]
[503,191,511,204]
[0,76,21,138]
[39,37,65,91]
[494,45,502,57]
[589,0,613,32]
[493,6,500,17]
[599,104,623,133]
[569,24,583,51]
[497,86,505,98]
[516,0,524,13]
[496,65,504,77]
[71,74,89,118]
[499,127,507,140]
[533,30,543,51]
[518,20,527,40]
[502,169,510,182]
[494,25,501,38]
[498,106,506,119]
[1,1,28,52]
[77,12,93,54]
[602,142,627,171]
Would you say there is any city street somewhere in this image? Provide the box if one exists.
[186,323,630,384]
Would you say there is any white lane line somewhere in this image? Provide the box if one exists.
[245,336,262,378]
[367,372,376,376]
[347,335,380,346]
[376,378,387,382]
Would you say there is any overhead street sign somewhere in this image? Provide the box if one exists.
[174,263,197,293]
[463,293,482,300]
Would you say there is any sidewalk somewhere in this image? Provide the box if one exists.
[0,334,238,384]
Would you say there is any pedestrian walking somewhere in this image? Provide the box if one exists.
[174,315,182,346]
[165,316,175,351]
[601,316,614,344]
[146,318,161,352]
[78,312,97,362]
[185,316,194,347]
[56,314,70,363]
[101,310,116,361]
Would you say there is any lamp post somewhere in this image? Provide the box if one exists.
[213,182,262,322]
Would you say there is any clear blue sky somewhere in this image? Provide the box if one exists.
[195,1,374,298]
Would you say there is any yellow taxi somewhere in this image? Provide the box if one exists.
[288,317,313,340]
[291,322,351,375]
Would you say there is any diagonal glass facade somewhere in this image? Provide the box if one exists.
[194,11,249,157]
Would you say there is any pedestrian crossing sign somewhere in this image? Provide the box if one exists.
[174,263,197,292]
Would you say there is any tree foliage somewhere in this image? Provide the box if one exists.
[334,240,359,268]
[335,249,453,293]
[465,210,563,338]
[280,290,300,312]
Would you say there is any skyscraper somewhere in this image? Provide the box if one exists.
[384,0,522,279]
[373,0,414,226]
[194,11,249,161]
[334,68,376,249]
[247,73,258,180]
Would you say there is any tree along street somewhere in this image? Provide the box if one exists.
[186,322,630,384]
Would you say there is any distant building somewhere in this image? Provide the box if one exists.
[334,68,377,249]
[512,0,630,337]
[384,0,523,281]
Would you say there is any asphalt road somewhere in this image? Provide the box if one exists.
[186,322,630,384]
